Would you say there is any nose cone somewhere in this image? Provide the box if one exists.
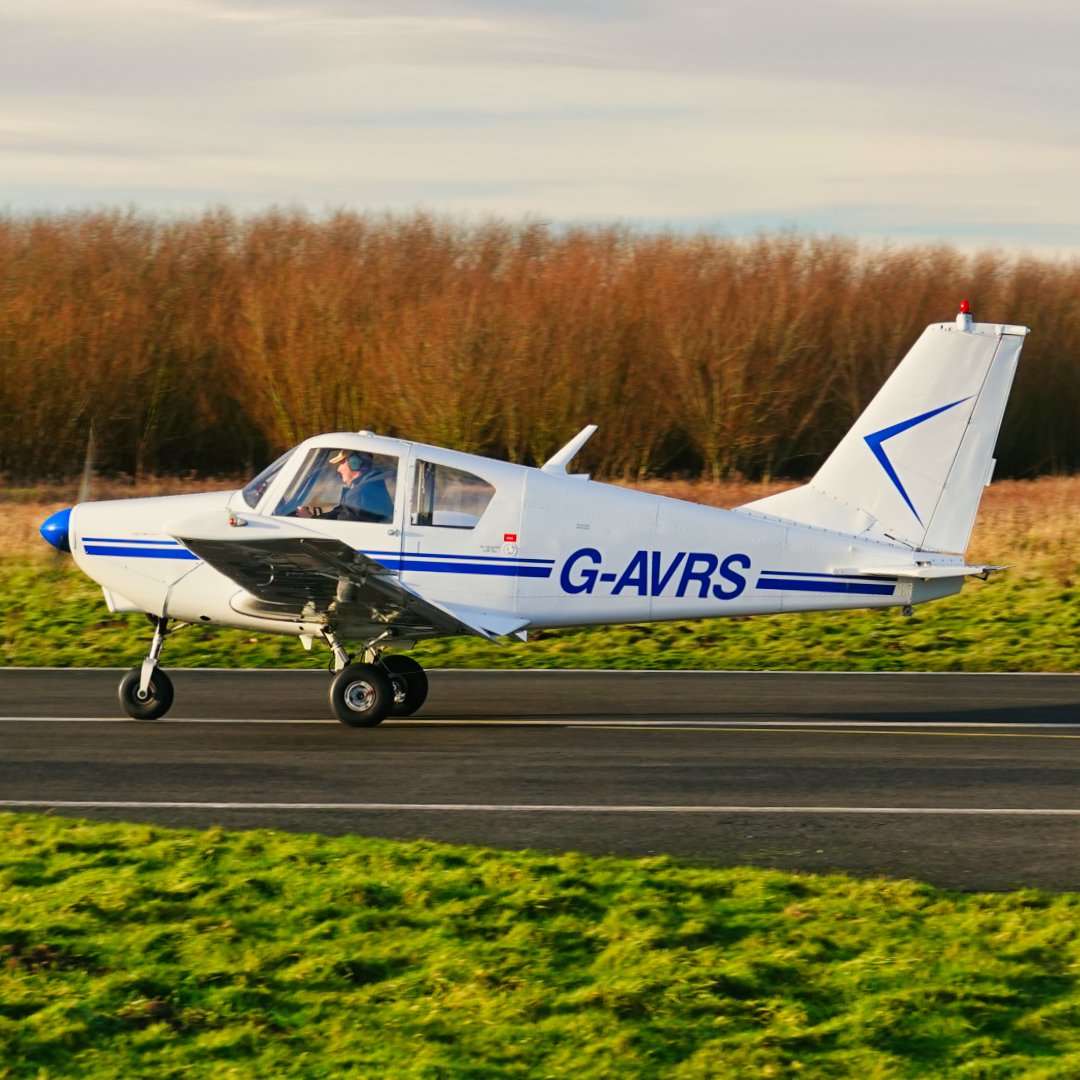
[40,507,73,553]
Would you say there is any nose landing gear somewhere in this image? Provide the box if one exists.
[118,616,177,720]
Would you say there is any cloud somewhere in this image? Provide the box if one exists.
[2,0,1079,252]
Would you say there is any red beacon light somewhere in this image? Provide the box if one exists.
[959,299,971,314]
[956,299,973,331]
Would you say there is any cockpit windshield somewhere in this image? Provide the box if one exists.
[273,447,398,524]
[241,449,295,509]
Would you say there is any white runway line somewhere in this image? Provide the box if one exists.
[0,716,334,724]
[4,715,1080,729]
[2,800,1080,816]
[3,717,1080,739]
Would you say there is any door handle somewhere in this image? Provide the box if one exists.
[386,528,401,536]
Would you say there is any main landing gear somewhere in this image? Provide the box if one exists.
[117,618,430,727]
[324,630,429,727]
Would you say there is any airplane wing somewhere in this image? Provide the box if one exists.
[168,513,526,642]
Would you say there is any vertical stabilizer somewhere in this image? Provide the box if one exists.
[737,307,1029,553]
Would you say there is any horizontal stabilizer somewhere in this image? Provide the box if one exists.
[835,563,1009,581]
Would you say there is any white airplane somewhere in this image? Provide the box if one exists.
[41,304,1028,726]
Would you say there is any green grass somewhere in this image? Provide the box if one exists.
[2,813,1080,1078]
[4,538,1078,1075]
[3,559,1078,672]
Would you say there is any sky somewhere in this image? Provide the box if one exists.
[3,0,1080,254]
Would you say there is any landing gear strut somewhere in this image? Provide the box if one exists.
[323,629,429,727]
[118,616,176,720]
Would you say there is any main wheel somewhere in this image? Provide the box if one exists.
[329,663,394,727]
[118,667,175,721]
[381,655,429,717]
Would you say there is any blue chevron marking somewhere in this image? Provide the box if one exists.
[863,397,971,524]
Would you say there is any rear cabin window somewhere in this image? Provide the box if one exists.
[411,461,495,529]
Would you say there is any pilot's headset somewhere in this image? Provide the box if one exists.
[330,450,371,472]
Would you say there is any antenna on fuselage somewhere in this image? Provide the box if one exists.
[540,425,597,477]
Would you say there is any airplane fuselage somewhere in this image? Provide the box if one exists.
[66,440,958,644]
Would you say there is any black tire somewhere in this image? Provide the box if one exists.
[329,663,394,727]
[381,655,429,717]
[118,667,175,721]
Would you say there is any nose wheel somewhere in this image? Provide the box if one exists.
[118,667,175,721]
[118,615,177,720]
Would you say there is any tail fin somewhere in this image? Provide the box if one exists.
[737,309,1029,553]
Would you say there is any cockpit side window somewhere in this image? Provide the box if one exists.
[241,449,295,509]
[411,461,495,529]
[274,448,398,523]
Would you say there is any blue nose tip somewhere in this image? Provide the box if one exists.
[40,507,73,553]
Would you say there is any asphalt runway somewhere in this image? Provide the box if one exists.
[2,668,1079,892]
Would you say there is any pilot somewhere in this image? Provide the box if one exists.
[320,450,394,523]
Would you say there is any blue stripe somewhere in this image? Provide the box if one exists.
[757,576,896,596]
[83,535,183,544]
[83,537,183,547]
[365,549,555,566]
[379,559,552,578]
[760,569,899,583]
[85,545,198,560]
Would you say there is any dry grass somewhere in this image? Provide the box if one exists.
[967,475,1080,582]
